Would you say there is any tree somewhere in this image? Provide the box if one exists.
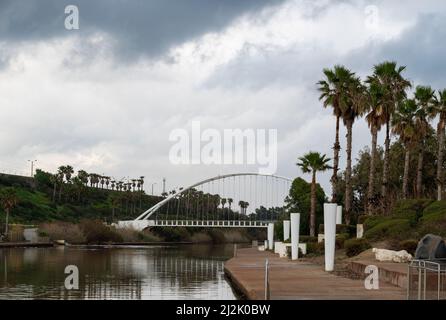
[317,66,351,203]
[297,152,331,236]
[392,99,417,199]
[285,177,326,235]
[0,187,18,236]
[430,89,446,200]
[364,81,386,214]
[367,61,411,213]
[414,85,435,198]
[341,74,366,224]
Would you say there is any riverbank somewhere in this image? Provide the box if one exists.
[0,242,53,248]
[224,247,406,300]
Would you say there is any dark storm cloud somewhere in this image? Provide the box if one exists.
[349,13,446,88]
[0,0,285,59]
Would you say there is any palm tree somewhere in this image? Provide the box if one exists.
[221,198,227,219]
[0,187,18,236]
[367,61,411,213]
[341,74,366,224]
[392,99,418,199]
[297,152,331,236]
[77,170,89,186]
[430,89,446,200]
[414,85,435,198]
[365,81,386,214]
[317,66,352,203]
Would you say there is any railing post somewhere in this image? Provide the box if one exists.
[264,259,270,300]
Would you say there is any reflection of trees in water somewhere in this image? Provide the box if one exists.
[0,245,235,299]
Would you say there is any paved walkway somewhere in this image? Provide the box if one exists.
[224,248,406,300]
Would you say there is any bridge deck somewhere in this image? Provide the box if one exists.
[152,220,270,228]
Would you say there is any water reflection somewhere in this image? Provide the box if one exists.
[0,244,237,300]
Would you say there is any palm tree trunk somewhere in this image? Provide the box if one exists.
[310,171,317,237]
[416,146,424,198]
[331,115,341,203]
[403,148,410,199]
[437,118,445,200]
[381,119,390,214]
[52,183,57,202]
[5,208,9,235]
[345,119,353,225]
[367,125,378,215]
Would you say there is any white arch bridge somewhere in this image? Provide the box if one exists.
[117,173,293,231]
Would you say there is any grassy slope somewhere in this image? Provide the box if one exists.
[363,199,446,241]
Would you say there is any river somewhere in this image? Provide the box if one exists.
[0,244,238,300]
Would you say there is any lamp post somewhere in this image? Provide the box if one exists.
[27,159,37,177]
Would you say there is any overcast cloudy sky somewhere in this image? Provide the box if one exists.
[1,0,446,195]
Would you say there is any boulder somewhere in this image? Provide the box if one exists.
[415,234,446,260]
[372,248,413,263]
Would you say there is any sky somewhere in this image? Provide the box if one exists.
[1,0,446,197]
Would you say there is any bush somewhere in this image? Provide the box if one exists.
[336,233,350,249]
[79,219,123,244]
[398,239,419,255]
[318,224,356,236]
[299,235,317,243]
[344,238,371,257]
[307,242,324,255]
[364,218,412,241]
[40,222,86,244]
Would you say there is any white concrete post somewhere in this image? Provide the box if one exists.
[283,220,290,241]
[267,223,274,250]
[324,203,337,272]
[336,206,342,225]
[290,213,300,260]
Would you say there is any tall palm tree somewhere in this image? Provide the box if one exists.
[317,65,352,203]
[367,61,411,213]
[414,85,435,198]
[392,99,418,199]
[0,187,18,236]
[221,198,227,219]
[341,74,366,224]
[430,89,446,200]
[297,152,331,236]
[365,81,386,214]
[77,170,89,186]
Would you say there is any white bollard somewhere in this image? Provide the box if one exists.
[324,203,337,272]
[336,206,342,225]
[267,223,274,250]
[283,220,290,241]
[290,213,300,260]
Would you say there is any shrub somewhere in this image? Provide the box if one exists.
[40,222,86,244]
[299,235,317,243]
[344,238,371,257]
[398,239,419,255]
[335,233,350,249]
[318,224,356,236]
[364,218,412,241]
[357,215,368,225]
[79,219,123,244]
[307,242,324,255]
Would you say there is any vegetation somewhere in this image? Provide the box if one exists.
[318,61,446,220]
[344,238,371,257]
[297,152,331,236]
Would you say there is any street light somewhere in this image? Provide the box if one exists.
[151,182,157,196]
[27,159,37,177]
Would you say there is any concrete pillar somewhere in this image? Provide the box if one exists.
[324,203,337,272]
[283,220,290,241]
[267,223,274,250]
[290,213,300,260]
[336,206,342,225]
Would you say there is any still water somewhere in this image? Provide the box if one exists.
[0,244,238,300]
